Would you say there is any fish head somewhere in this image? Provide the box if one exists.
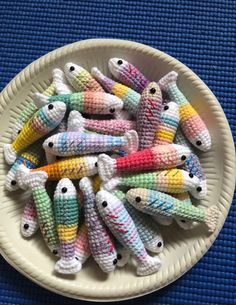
[191,129,212,152]
[5,166,19,191]
[42,133,61,156]
[161,101,179,121]
[108,58,128,78]
[182,170,200,190]
[190,179,207,200]
[96,189,122,215]
[125,188,148,211]
[64,62,86,83]
[40,102,66,127]
[54,178,77,201]
[142,82,162,102]
[103,94,124,115]
[174,144,192,166]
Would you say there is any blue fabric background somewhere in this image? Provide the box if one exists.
[0,0,235,304]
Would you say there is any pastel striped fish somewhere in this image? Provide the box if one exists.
[153,102,180,145]
[69,109,136,136]
[113,190,164,254]
[96,189,161,276]
[159,71,211,151]
[103,168,200,194]
[64,62,105,92]
[34,92,123,116]
[54,178,80,274]
[91,67,141,116]
[43,130,138,160]
[16,156,98,190]
[98,144,191,182]
[12,82,56,139]
[108,58,150,93]
[16,166,59,254]
[74,222,91,265]
[126,188,219,233]
[52,68,74,95]
[174,129,207,199]
[137,82,163,150]
[79,177,117,273]
[4,102,66,165]
[21,196,39,238]
[5,141,44,191]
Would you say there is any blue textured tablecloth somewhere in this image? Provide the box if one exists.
[0,1,235,304]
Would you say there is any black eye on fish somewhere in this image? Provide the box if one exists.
[157,242,162,248]
[109,108,115,113]
[102,201,107,207]
[196,186,202,192]
[113,259,118,265]
[52,250,58,255]
[61,187,67,193]
[11,180,17,186]
[164,105,169,111]
[48,104,54,110]
[23,223,29,230]
[117,254,122,260]
[135,197,141,203]
[117,60,123,65]
[17,129,21,134]
[95,162,98,167]
[196,140,202,146]
[69,66,75,72]
[48,142,54,148]
[189,173,194,178]
[149,88,156,94]
[181,155,186,161]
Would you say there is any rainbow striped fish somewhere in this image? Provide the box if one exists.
[91,67,141,116]
[54,178,81,274]
[137,82,163,150]
[21,196,39,238]
[159,71,211,151]
[126,188,219,233]
[108,58,150,93]
[79,177,117,273]
[4,102,66,165]
[64,62,105,92]
[96,189,161,276]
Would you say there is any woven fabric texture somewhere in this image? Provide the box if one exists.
[0,0,235,304]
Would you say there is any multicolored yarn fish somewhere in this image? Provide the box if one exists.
[79,177,117,273]
[98,144,191,182]
[102,168,200,194]
[12,82,56,140]
[126,188,219,233]
[159,71,211,151]
[91,67,141,116]
[43,130,139,160]
[21,196,39,238]
[96,189,161,276]
[113,190,164,254]
[175,129,207,199]
[69,110,136,136]
[108,58,150,93]
[153,102,180,145]
[16,156,98,190]
[17,166,59,254]
[74,222,91,265]
[137,82,162,150]
[54,178,81,274]
[34,92,123,116]
[52,68,74,95]
[64,62,105,92]
[4,102,66,165]
[5,141,44,191]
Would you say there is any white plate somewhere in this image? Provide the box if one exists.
[0,39,235,302]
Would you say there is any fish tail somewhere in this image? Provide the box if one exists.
[122,130,139,153]
[34,92,49,108]
[159,71,178,92]
[17,165,48,190]
[52,68,73,94]
[15,164,31,189]
[204,205,219,233]
[97,154,116,182]
[4,144,17,165]
[67,110,85,132]
[101,177,121,191]
[137,256,161,276]
[144,234,164,254]
[54,257,81,274]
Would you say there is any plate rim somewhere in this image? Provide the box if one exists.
[0,38,235,302]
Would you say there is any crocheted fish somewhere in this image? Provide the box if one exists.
[17,166,59,254]
[4,102,66,165]
[12,82,56,139]
[54,178,80,274]
[74,222,91,265]
[5,141,44,191]
[69,110,136,136]
[108,58,150,93]
[16,156,98,190]
[153,102,180,145]
[113,190,164,254]
[43,130,138,161]
[175,129,207,199]
[137,82,162,150]
[64,62,105,92]
[21,196,39,238]
[96,189,161,276]
[34,92,123,116]
[53,68,74,95]
[98,144,191,182]
[102,168,200,194]
[159,71,211,151]
[79,177,117,273]
[126,188,219,233]
[91,67,141,116]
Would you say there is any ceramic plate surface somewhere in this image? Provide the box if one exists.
[0,39,235,302]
